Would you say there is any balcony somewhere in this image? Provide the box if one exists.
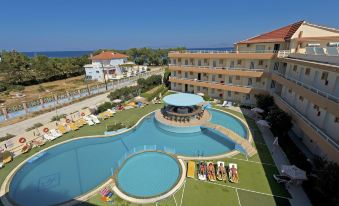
[273,93,338,151]
[169,65,265,78]
[168,50,277,59]
[169,76,260,94]
[273,71,339,103]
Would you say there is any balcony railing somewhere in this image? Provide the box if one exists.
[273,71,339,103]
[170,77,254,89]
[169,50,277,54]
[169,64,265,72]
[273,93,338,151]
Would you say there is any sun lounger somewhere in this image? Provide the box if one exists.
[207,162,216,181]
[2,151,12,164]
[83,116,94,126]
[222,101,227,107]
[57,125,68,134]
[90,115,101,124]
[32,139,46,147]
[273,174,292,184]
[100,187,113,202]
[217,161,227,181]
[44,133,57,141]
[187,161,196,178]
[107,109,116,114]
[228,163,239,183]
[21,144,32,154]
[226,101,232,107]
[69,123,79,131]
[50,129,62,138]
[75,119,84,128]
[198,161,207,181]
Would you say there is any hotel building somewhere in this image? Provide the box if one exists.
[168,20,339,162]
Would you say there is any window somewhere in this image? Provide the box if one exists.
[178,58,181,63]
[229,76,233,83]
[255,45,266,53]
[305,68,310,75]
[228,91,232,97]
[293,65,297,72]
[258,60,264,66]
[235,92,239,95]
[236,76,240,80]
[273,62,279,70]
[198,60,201,66]
[184,72,188,78]
[173,71,176,76]
[197,86,200,91]
[173,83,177,87]
[219,59,223,65]
[288,89,292,93]
[204,59,208,65]
[218,74,222,78]
[213,61,217,67]
[237,60,242,65]
[212,75,216,81]
[178,71,181,74]
[190,58,194,65]
[299,96,304,102]
[173,59,176,64]
[250,62,254,69]
[230,61,234,68]
[245,94,250,100]
[96,71,99,73]
[185,60,188,65]
[248,78,252,85]
[190,72,193,75]
[321,72,328,80]
[256,77,261,82]
[313,104,319,110]
[211,88,215,94]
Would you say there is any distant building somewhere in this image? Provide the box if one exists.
[84,51,131,82]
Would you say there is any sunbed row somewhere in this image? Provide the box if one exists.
[187,161,239,183]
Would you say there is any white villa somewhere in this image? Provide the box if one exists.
[84,51,140,82]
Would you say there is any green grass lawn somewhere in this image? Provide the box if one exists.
[1,104,290,206]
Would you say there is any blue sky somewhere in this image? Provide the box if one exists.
[1,0,338,51]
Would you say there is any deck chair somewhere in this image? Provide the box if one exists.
[57,125,68,134]
[222,101,227,107]
[187,161,196,178]
[2,151,12,164]
[50,129,62,138]
[69,123,79,131]
[228,163,239,183]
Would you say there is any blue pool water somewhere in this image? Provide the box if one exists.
[117,152,180,197]
[9,109,247,206]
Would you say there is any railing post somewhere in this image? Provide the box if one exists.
[1,104,9,120]
[39,96,44,108]
[22,101,28,114]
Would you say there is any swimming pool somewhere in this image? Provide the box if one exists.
[8,109,247,206]
[116,152,180,198]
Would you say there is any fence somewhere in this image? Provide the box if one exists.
[0,69,164,123]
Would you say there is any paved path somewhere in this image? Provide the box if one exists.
[0,81,134,136]
[241,109,312,206]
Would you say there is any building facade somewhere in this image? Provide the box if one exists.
[84,51,130,82]
[168,20,339,162]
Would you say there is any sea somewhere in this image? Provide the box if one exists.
[22,47,233,58]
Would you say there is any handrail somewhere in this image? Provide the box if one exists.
[169,50,276,54]
[170,64,265,72]
[273,71,339,103]
[273,94,338,151]
[170,77,254,89]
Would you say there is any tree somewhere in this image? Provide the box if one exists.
[163,67,171,88]
[255,94,274,111]
[266,107,292,136]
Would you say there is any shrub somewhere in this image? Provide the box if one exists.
[266,107,292,136]
[26,122,43,131]
[0,133,15,142]
[141,85,167,101]
[106,123,126,131]
[255,94,274,111]
[202,93,211,101]
[51,114,66,121]
[97,102,113,113]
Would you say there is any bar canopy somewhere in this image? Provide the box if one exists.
[163,93,204,107]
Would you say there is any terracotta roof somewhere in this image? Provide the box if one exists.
[237,20,304,44]
[91,51,128,60]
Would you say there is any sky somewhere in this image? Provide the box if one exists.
[0,0,338,52]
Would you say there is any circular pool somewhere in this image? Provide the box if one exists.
[116,152,180,198]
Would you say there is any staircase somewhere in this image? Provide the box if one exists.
[202,122,257,157]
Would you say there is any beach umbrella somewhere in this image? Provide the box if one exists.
[281,165,307,180]
[112,99,122,103]
[251,107,264,113]
[256,120,270,127]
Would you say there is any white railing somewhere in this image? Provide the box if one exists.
[170,64,265,72]
[273,94,338,151]
[277,50,291,58]
[169,50,277,54]
[170,77,254,89]
[273,71,339,103]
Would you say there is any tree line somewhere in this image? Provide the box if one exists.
[93,47,186,66]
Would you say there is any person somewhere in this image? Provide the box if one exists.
[208,163,216,180]
[218,163,226,176]
[230,165,238,181]
[199,162,205,175]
